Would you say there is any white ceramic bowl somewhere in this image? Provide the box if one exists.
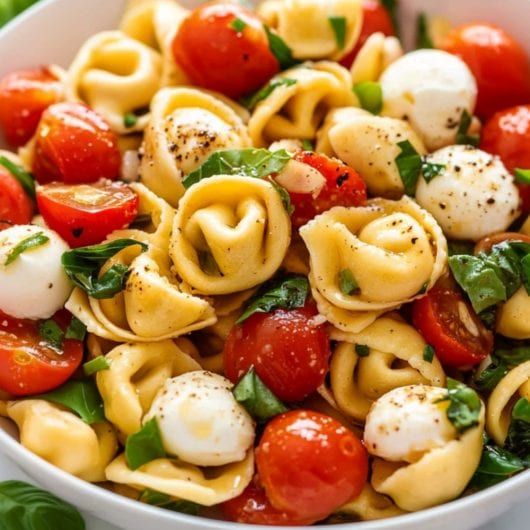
[1,1,530,529]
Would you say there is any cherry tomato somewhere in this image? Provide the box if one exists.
[0,310,84,397]
[474,232,530,255]
[172,2,280,99]
[442,23,530,120]
[33,102,121,185]
[412,288,493,369]
[224,303,330,402]
[289,152,367,229]
[340,0,396,69]
[37,181,138,247]
[480,105,530,213]
[256,410,368,522]
[0,167,33,226]
[0,66,62,147]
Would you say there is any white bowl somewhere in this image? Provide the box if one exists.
[1,1,530,529]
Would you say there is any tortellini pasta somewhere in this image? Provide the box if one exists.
[140,87,251,206]
[170,175,291,295]
[258,0,363,61]
[248,61,357,147]
[66,31,163,134]
[496,288,530,339]
[7,400,118,483]
[300,198,448,332]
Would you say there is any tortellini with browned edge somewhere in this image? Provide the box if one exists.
[7,400,118,482]
[300,198,448,332]
[248,61,357,147]
[140,88,251,206]
[323,316,445,422]
[496,288,530,339]
[67,31,163,134]
[170,175,291,295]
[487,361,530,446]
[258,0,363,61]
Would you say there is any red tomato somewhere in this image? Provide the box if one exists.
[0,310,84,396]
[33,102,121,185]
[37,181,138,247]
[221,479,316,526]
[172,2,280,99]
[289,152,367,229]
[0,66,62,147]
[256,410,368,522]
[412,288,493,369]
[224,303,330,402]
[340,0,396,68]
[480,105,530,213]
[442,23,530,120]
[0,167,33,226]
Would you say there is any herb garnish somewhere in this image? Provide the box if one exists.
[5,232,49,266]
[353,81,383,115]
[126,418,166,470]
[328,16,347,49]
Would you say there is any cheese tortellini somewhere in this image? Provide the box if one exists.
[496,288,530,339]
[300,197,448,332]
[170,175,291,295]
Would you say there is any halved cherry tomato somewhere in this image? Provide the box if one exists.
[256,410,368,522]
[289,152,367,229]
[33,102,121,184]
[340,0,396,69]
[0,310,84,396]
[172,2,280,99]
[442,24,530,120]
[474,232,530,255]
[412,288,493,369]
[37,181,138,247]
[0,167,33,227]
[0,66,62,147]
[480,105,530,213]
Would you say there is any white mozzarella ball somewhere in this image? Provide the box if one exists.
[415,145,520,241]
[144,371,255,467]
[0,225,72,320]
[380,49,477,151]
[364,385,455,463]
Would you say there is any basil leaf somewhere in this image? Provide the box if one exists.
[39,320,64,351]
[0,156,36,199]
[448,240,474,257]
[514,168,530,184]
[139,489,201,515]
[474,356,508,392]
[505,398,530,459]
[5,232,49,266]
[496,342,530,366]
[65,316,87,341]
[37,380,105,424]
[233,367,288,421]
[355,344,370,358]
[416,13,434,49]
[380,0,399,34]
[328,16,347,49]
[0,480,85,530]
[422,161,446,183]
[438,378,481,434]
[126,418,166,470]
[353,81,383,115]
[470,444,526,490]
[339,269,359,295]
[241,78,297,110]
[237,276,309,324]
[264,25,297,69]
[479,306,497,329]
[183,148,292,189]
[83,356,111,377]
[270,179,294,215]
[130,213,152,230]
[230,18,247,32]
[456,110,480,147]
[423,344,435,363]
[301,139,314,151]
[521,254,530,294]
[123,112,138,128]
[395,140,423,196]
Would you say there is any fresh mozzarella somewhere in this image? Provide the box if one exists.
[380,49,478,151]
[364,385,455,463]
[415,145,520,241]
[0,225,72,320]
[144,371,255,467]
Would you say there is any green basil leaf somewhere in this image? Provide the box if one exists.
[139,489,201,515]
[233,367,288,421]
[126,418,166,470]
[264,25,297,69]
[479,306,497,329]
[416,13,434,49]
[129,213,152,230]
[355,344,370,357]
[395,140,423,196]
[470,444,526,490]
[230,17,247,32]
[505,398,530,459]
[65,316,87,341]
[496,342,530,366]
[83,356,111,377]
[328,15,347,49]
[269,179,294,215]
[438,378,481,434]
[514,168,530,184]
[123,112,138,128]
[474,356,508,392]
[423,344,435,363]
[380,0,399,34]
[5,232,49,266]
[237,276,309,324]
[353,81,383,115]
[39,320,64,351]
[37,380,105,424]
[0,156,36,199]
[456,110,480,146]
[521,254,530,294]
[422,161,446,183]
[301,139,314,151]
[448,240,475,257]
[241,78,297,110]
[0,480,85,530]
[339,269,359,296]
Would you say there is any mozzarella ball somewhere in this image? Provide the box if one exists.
[144,371,255,467]
[380,49,477,151]
[364,385,455,463]
[415,146,520,241]
[0,225,72,320]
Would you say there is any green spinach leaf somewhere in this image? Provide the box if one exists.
[126,418,166,470]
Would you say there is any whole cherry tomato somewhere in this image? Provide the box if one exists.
[0,166,33,227]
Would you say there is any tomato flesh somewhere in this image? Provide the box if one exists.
[256,410,368,522]
[172,2,280,99]
[224,303,330,402]
[37,180,138,247]
[33,102,121,184]
[0,310,83,397]
[0,167,33,227]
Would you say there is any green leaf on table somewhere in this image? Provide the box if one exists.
[126,418,166,470]
[4,232,49,266]
[353,81,383,115]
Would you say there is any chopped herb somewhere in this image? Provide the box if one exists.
[126,418,166,470]
[474,355,508,392]
[456,109,480,147]
[230,17,247,32]
[353,81,383,115]
[418,281,429,295]
[339,269,359,296]
[83,356,111,377]
[416,13,434,49]
[270,179,294,214]
[380,0,399,35]
[0,156,36,199]
[65,316,87,341]
[328,16,347,49]
[139,489,201,515]
[423,344,435,363]
[241,78,297,110]
[355,344,370,357]
[263,25,297,69]
[437,378,481,434]
[129,214,152,229]
[514,168,530,185]
[5,231,49,266]
[448,240,474,257]
[301,139,314,151]
[421,161,446,183]
[39,320,64,351]
[505,398,530,459]
[198,251,220,276]
[123,112,138,128]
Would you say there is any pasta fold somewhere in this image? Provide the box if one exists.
[496,288,530,340]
